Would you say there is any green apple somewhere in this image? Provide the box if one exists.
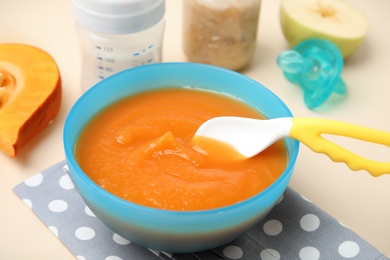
[280,0,368,58]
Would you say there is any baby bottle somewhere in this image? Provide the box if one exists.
[72,0,165,92]
[183,0,261,71]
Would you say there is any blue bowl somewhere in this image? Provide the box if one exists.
[63,62,299,253]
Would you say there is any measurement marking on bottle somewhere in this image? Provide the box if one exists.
[98,76,104,79]
[105,58,115,63]
[95,46,102,49]
[97,57,103,60]
[98,66,104,70]
[133,53,140,57]
[103,47,113,52]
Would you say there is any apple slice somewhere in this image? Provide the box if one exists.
[0,44,61,157]
[280,0,368,58]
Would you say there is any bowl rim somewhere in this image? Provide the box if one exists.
[63,62,300,216]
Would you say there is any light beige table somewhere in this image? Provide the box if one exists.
[1,0,389,258]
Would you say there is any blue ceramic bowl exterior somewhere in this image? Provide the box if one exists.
[63,62,299,253]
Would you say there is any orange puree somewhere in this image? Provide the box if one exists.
[75,88,287,211]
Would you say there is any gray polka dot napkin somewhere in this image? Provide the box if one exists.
[13,161,388,260]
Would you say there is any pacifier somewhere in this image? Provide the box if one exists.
[277,38,346,109]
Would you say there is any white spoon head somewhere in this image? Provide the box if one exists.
[195,116,292,158]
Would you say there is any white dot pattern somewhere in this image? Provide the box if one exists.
[223,245,243,259]
[105,256,123,260]
[22,198,32,209]
[48,199,68,213]
[300,214,320,232]
[263,219,283,236]
[85,206,95,217]
[59,174,74,190]
[75,227,95,240]
[338,241,360,258]
[24,173,43,187]
[276,194,284,204]
[113,233,130,245]
[299,246,320,260]
[12,161,385,260]
[48,226,59,237]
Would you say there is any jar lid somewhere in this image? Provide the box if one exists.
[72,0,165,34]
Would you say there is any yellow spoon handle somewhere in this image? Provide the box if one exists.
[290,118,390,177]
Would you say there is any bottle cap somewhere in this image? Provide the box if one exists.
[72,0,165,34]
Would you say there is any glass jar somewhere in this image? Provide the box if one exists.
[183,0,261,71]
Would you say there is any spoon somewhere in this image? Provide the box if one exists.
[195,116,390,177]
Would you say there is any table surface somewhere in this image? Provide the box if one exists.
[1,0,389,258]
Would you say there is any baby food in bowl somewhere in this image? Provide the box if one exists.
[75,88,288,211]
[64,62,299,252]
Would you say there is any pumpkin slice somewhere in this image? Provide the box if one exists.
[0,44,61,157]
